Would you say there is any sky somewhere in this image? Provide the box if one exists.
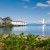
[0,0,50,23]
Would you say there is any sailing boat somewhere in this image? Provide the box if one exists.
[42,18,46,36]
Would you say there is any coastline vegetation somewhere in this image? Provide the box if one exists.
[0,17,13,28]
[0,33,50,50]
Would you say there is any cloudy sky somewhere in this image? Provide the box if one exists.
[0,0,50,23]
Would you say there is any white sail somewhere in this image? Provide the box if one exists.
[43,18,45,24]
[42,18,45,36]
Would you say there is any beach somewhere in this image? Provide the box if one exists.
[38,36,50,40]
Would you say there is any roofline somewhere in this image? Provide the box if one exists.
[11,21,27,23]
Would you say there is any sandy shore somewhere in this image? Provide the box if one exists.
[3,34,50,40]
[38,36,50,40]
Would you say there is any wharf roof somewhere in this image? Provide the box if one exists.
[12,21,27,23]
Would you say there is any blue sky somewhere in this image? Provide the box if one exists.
[0,0,50,23]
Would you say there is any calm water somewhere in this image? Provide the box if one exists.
[0,25,50,36]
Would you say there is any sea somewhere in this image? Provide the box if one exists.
[0,24,50,36]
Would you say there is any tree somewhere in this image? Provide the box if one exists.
[3,17,12,26]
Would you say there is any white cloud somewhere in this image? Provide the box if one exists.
[47,1,50,4]
[23,6,28,8]
[31,7,37,9]
[36,3,49,7]
[48,13,50,14]
[23,6,37,9]
[23,0,30,2]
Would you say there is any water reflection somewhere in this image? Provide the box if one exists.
[0,26,42,35]
[0,27,12,34]
[12,26,27,31]
[12,26,42,35]
[0,26,50,36]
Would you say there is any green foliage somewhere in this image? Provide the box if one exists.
[0,33,50,50]
[0,34,4,42]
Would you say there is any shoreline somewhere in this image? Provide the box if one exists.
[38,36,50,40]
[3,34,50,40]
